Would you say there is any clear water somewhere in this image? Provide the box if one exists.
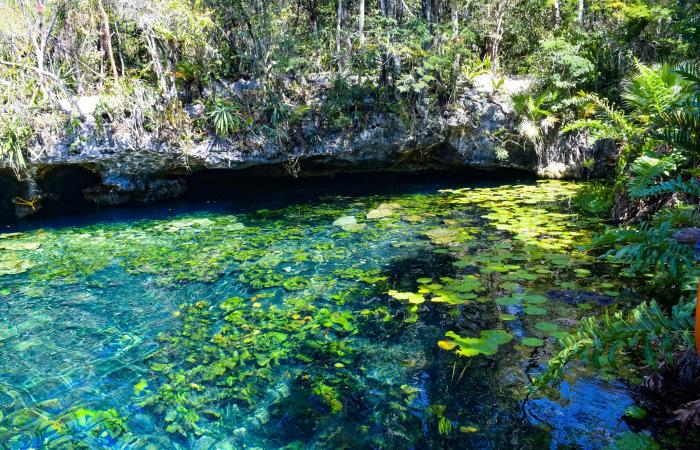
[0,178,673,449]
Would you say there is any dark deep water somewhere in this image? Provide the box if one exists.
[0,174,682,449]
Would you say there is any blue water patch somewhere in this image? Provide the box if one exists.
[0,180,674,448]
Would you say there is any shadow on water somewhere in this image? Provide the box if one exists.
[2,167,535,233]
[258,249,557,449]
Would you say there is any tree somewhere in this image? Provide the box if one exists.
[97,0,119,81]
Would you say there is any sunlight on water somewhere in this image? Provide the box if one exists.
[0,180,663,448]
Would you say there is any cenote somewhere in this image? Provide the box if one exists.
[0,174,686,449]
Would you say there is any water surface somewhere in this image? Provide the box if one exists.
[0,178,668,448]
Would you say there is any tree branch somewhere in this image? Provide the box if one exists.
[0,59,84,117]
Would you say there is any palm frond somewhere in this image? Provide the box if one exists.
[534,299,695,388]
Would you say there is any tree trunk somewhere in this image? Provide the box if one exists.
[97,0,119,81]
[491,0,510,72]
[578,0,584,25]
[359,0,365,45]
[451,0,459,37]
[336,0,343,54]
[308,0,318,33]
[553,0,561,28]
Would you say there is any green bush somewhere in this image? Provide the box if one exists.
[529,37,595,94]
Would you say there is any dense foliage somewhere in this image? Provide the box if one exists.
[2,0,700,435]
[1,0,699,171]
[534,60,700,426]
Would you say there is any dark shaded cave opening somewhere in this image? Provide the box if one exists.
[183,165,536,203]
[36,166,101,217]
[0,171,26,223]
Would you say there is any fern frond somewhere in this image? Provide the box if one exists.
[622,62,685,120]
[564,92,644,142]
[627,154,678,198]
[590,221,694,277]
[634,176,700,197]
[652,205,700,228]
[562,118,617,138]
[533,299,696,388]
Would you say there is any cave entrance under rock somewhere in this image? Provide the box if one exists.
[37,166,101,217]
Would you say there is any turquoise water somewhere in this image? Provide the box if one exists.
[0,178,668,448]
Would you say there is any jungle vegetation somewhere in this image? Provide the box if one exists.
[1,0,700,428]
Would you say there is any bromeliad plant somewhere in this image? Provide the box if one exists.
[206,97,243,138]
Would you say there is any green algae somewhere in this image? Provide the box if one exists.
[0,180,657,449]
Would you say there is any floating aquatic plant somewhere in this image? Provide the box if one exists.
[440,330,514,357]
[0,180,648,447]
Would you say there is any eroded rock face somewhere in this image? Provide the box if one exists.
[0,76,615,222]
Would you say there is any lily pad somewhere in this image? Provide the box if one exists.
[495,295,520,306]
[534,322,559,333]
[522,294,547,304]
[520,337,544,347]
[423,228,461,245]
[388,290,425,304]
[524,305,547,315]
[443,329,513,357]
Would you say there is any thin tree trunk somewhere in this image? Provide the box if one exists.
[577,0,584,25]
[423,0,431,22]
[553,0,561,28]
[114,23,126,77]
[97,0,119,81]
[336,0,342,54]
[18,0,62,101]
[308,0,318,33]
[451,0,459,37]
[491,0,510,72]
[359,0,365,45]
[145,32,169,96]
[492,15,503,71]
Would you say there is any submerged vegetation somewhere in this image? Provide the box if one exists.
[1,180,685,448]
